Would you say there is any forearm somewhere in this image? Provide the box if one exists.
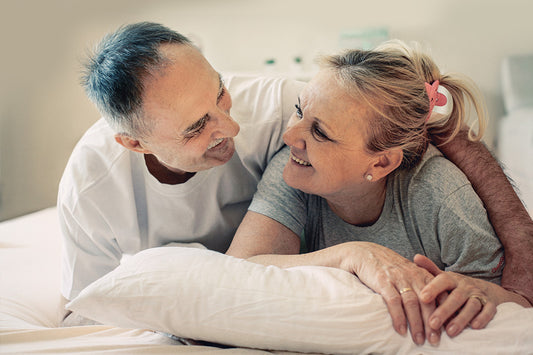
[435,129,533,303]
[478,277,531,308]
[435,129,532,245]
[494,287,532,308]
[247,244,347,270]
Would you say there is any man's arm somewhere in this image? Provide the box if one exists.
[434,129,533,305]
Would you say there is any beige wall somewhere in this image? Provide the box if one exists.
[1,0,532,220]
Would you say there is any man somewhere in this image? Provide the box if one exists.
[59,22,302,304]
[59,22,532,325]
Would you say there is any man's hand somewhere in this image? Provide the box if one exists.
[414,254,497,337]
[415,254,531,339]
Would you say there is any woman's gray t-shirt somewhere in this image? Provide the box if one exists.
[249,145,503,283]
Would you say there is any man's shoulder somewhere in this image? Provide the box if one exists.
[224,74,305,94]
[225,74,305,125]
[59,118,132,200]
[70,118,129,168]
[226,75,304,174]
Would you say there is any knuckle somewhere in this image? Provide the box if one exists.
[388,295,403,306]
[375,271,390,284]
[403,298,420,308]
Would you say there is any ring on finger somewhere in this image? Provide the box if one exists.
[399,287,413,295]
[469,294,487,307]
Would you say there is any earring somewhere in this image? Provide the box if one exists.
[366,174,373,181]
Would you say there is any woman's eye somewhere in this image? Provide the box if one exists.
[295,104,303,118]
[311,122,329,141]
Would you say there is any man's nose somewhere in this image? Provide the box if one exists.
[214,111,240,137]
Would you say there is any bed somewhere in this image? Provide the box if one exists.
[497,53,533,217]
[1,207,532,354]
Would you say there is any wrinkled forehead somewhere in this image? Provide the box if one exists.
[140,44,221,132]
[302,70,366,118]
[151,43,214,82]
[302,69,374,137]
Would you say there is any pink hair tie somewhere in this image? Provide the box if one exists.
[424,80,453,123]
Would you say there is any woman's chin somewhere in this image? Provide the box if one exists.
[283,167,311,194]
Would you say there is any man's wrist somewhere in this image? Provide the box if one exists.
[503,287,533,307]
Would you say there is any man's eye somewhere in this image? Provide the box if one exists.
[185,118,208,138]
[217,88,226,104]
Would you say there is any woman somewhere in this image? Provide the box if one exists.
[226,41,530,346]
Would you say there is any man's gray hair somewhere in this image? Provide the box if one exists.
[81,22,191,138]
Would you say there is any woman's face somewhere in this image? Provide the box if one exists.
[282,69,379,199]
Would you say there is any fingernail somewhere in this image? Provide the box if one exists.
[429,331,440,346]
[448,324,458,337]
[430,317,440,329]
[471,320,480,329]
[399,324,407,335]
[415,333,425,345]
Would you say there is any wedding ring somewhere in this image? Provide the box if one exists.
[469,294,487,307]
[399,287,413,295]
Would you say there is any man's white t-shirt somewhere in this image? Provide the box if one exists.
[58,75,305,299]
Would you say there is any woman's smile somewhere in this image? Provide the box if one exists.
[289,152,312,166]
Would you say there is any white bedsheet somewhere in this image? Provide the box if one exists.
[0,208,293,354]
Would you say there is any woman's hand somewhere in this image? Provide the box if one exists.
[414,254,526,338]
[337,242,439,345]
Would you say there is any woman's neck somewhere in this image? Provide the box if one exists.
[326,178,388,227]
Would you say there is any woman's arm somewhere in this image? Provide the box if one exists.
[435,129,533,305]
[226,211,301,258]
[227,213,439,345]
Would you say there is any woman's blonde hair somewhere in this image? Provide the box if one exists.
[321,40,487,169]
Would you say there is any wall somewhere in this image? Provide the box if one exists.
[1,0,532,220]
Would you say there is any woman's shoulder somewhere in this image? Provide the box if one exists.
[395,145,474,210]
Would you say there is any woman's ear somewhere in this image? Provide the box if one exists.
[368,148,403,181]
[114,134,152,154]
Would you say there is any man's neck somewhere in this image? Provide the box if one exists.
[144,154,195,184]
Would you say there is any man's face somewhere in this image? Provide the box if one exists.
[137,44,240,174]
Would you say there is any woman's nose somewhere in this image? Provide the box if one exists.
[283,113,304,148]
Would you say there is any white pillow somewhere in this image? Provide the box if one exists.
[67,246,533,355]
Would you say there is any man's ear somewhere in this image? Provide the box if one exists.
[114,134,152,154]
[368,148,403,181]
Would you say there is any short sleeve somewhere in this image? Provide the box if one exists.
[406,149,504,283]
[437,184,504,283]
[248,146,307,236]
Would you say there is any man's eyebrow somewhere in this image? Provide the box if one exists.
[183,73,224,135]
[216,73,224,101]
